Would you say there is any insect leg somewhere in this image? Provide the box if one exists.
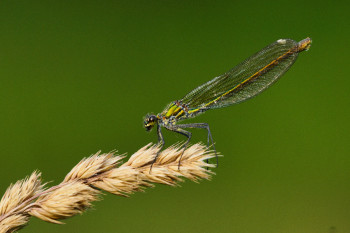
[150,124,165,172]
[157,123,165,146]
[166,126,192,170]
[176,123,218,167]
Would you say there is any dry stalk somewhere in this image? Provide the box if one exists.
[0,143,217,232]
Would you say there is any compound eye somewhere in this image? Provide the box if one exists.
[150,116,157,122]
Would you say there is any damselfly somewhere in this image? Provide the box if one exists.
[144,37,312,169]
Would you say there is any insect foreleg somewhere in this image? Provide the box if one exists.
[157,124,165,146]
[150,124,165,172]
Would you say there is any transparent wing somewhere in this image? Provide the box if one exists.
[180,39,300,110]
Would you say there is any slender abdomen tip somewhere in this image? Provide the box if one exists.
[298,37,312,51]
[277,39,287,44]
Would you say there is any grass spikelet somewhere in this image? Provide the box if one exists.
[0,171,43,216]
[91,166,146,196]
[0,214,29,233]
[29,181,100,224]
[64,152,124,182]
[0,172,43,232]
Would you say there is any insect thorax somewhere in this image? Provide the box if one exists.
[160,101,186,118]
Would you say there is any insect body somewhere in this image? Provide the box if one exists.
[144,38,312,169]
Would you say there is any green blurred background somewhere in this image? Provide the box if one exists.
[0,1,349,232]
